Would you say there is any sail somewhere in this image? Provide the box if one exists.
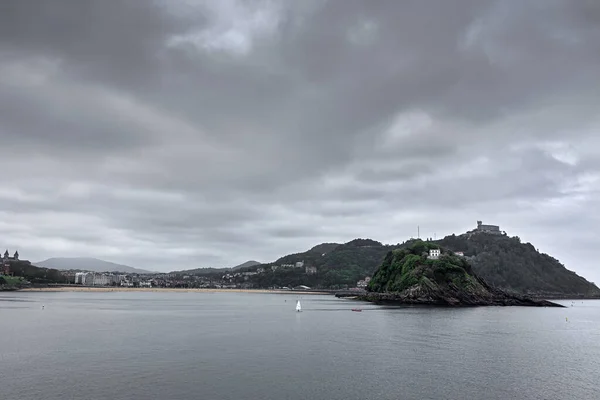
[296,300,301,311]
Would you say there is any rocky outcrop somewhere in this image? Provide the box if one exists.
[360,241,565,307]
[354,283,563,307]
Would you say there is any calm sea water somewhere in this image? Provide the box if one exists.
[1,291,598,400]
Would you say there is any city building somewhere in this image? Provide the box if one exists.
[2,249,22,275]
[305,266,317,275]
[74,272,126,286]
[476,221,501,234]
[356,277,371,288]
[428,249,441,260]
[93,274,111,286]
[74,272,86,284]
[3,250,19,261]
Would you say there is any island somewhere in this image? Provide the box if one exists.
[347,241,564,307]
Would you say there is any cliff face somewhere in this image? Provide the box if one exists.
[365,241,563,307]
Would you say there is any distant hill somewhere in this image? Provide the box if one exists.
[241,239,397,289]
[232,260,261,270]
[435,233,600,297]
[171,267,227,275]
[35,258,154,274]
[177,239,391,287]
[172,261,262,275]
[307,243,341,255]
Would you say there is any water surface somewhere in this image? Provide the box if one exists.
[1,291,597,400]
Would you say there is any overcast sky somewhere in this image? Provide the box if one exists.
[1,1,599,281]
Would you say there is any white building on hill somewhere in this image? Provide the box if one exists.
[428,249,441,260]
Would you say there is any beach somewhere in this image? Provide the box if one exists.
[18,286,329,295]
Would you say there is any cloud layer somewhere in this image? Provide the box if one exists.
[1,0,599,282]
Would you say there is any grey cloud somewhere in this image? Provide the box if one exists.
[0,0,195,88]
[1,0,599,283]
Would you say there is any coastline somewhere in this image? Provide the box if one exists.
[17,286,330,295]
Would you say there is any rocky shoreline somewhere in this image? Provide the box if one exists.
[337,275,566,307]
[348,289,564,307]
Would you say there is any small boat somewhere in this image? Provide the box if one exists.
[296,300,302,312]
[351,308,362,312]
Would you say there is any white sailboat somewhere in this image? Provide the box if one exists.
[296,300,302,312]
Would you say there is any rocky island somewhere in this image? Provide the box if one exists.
[354,241,564,307]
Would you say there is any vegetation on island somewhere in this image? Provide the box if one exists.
[437,234,600,297]
[364,241,562,307]
[368,241,473,293]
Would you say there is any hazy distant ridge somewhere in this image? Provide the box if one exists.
[231,260,261,270]
[35,257,154,274]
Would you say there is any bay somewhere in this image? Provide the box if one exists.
[1,291,598,400]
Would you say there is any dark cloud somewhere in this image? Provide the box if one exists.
[1,0,599,283]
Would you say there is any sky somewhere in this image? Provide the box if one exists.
[1,1,599,281]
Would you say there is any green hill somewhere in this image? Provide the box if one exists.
[364,241,562,307]
[266,239,396,288]
[306,243,341,255]
[436,233,600,297]
[4,260,65,284]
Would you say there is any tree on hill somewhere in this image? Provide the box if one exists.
[436,233,600,297]
[215,239,398,289]
[308,243,340,254]
[368,241,480,294]
[345,238,383,247]
[8,261,65,284]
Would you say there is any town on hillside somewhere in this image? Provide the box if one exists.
[65,260,331,290]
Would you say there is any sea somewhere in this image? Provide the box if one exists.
[1,291,598,400]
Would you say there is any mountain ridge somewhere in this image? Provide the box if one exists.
[232,260,261,270]
[35,257,154,274]
[202,232,599,296]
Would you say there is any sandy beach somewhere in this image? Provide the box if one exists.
[18,286,330,295]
